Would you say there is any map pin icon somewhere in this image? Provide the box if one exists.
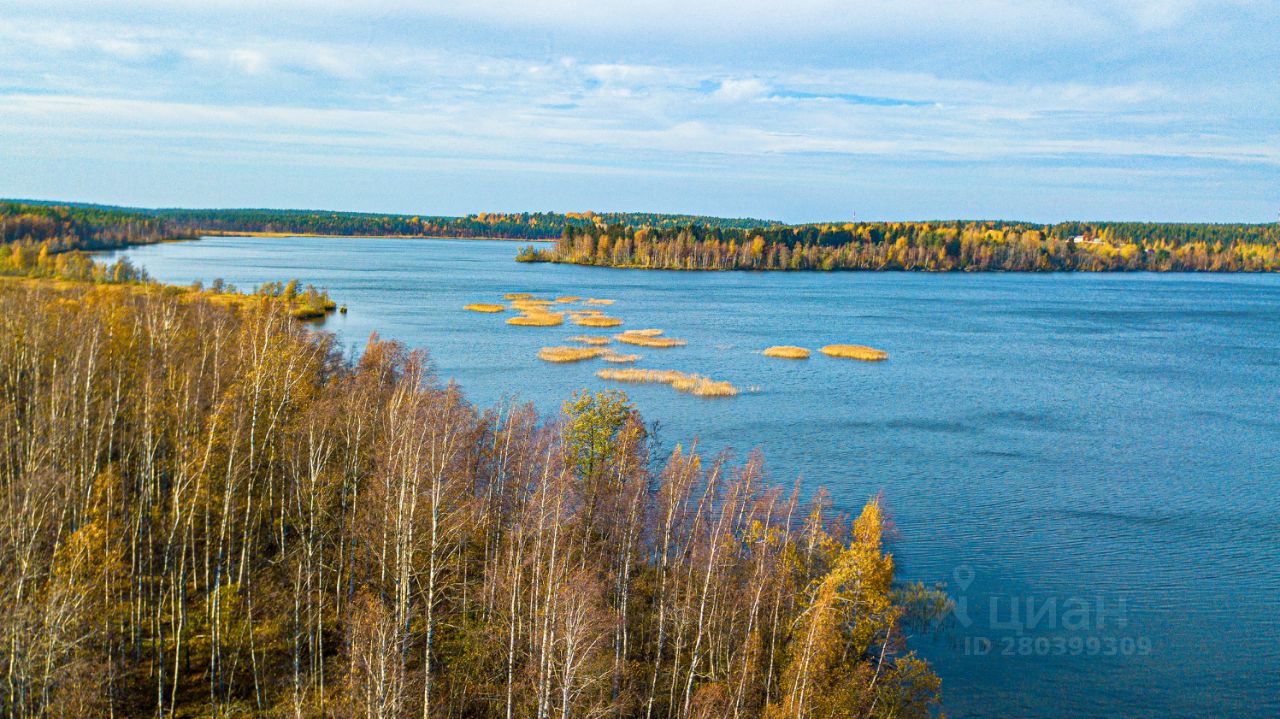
[953,564,976,592]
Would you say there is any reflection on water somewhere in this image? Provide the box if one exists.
[100,236,1280,719]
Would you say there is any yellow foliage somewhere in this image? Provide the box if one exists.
[464,303,506,313]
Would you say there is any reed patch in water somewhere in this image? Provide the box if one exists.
[762,345,810,359]
[464,303,506,313]
[615,332,686,348]
[573,315,624,328]
[538,346,606,362]
[511,299,555,312]
[584,298,615,305]
[506,311,564,327]
[625,328,664,336]
[596,368,738,397]
[820,344,888,361]
[555,296,581,303]
[601,352,640,363]
[568,334,612,345]
[504,292,533,300]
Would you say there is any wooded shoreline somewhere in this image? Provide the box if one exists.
[0,279,948,718]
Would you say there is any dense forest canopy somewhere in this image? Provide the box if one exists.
[0,280,947,718]
[540,220,1280,272]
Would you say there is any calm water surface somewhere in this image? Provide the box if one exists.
[102,236,1280,719]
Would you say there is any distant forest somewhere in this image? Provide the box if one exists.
[0,200,776,247]
[4,200,1277,275]
[538,221,1280,272]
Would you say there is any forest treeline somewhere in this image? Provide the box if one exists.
[7,200,1277,272]
[0,280,947,718]
[543,221,1280,271]
[2,201,775,246]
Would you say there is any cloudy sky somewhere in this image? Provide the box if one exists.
[2,1,1276,222]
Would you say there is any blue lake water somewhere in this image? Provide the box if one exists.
[101,235,1280,719]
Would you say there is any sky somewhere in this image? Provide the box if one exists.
[1,1,1276,223]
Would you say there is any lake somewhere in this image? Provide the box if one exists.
[100,235,1280,719]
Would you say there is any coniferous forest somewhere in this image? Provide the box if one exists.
[0,279,947,718]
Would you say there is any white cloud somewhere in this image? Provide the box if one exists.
[0,1,1274,219]
[3,0,1227,41]
[713,79,768,103]
[229,49,269,75]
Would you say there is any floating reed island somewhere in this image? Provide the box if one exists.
[506,310,564,327]
[584,298,614,305]
[555,296,581,303]
[615,330,687,348]
[538,346,606,363]
[763,345,810,359]
[510,299,555,312]
[464,303,506,313]
[573,314,624,328]
[568,334,612,345]
[601,352,640,363]
[503,292,533,300]
[820,344,889,361]
[596,368,738,397]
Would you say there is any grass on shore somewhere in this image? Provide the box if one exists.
[465,303,506,313]
[596,368,738,397]
[820,344,889,361]
[538,346,607,362]
[763,345,810,359]
[1,276,339,322]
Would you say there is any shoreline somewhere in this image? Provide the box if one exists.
[196,230,556,242]
[530,259,1280,274]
